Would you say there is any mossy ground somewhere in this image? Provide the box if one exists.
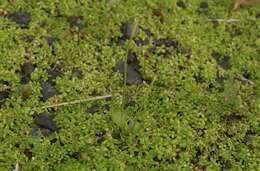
[0,0,259,170]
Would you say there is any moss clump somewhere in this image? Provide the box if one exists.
[0,0,259,170]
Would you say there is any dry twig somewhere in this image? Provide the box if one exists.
[38,95,112,109]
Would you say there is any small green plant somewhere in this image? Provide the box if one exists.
[111,17,140,137]
[122,17,139,110]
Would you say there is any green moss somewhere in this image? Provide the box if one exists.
[0,0,259,170]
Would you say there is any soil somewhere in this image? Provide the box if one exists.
[0,89,10,106]
[197,1,209,14]
[20,62,35,84]
[212,52,231,70]
[30,113,59,137]
[8,11,31,28]
[47,67,63,82]
[40,82,59,101]
[115,51,143,85]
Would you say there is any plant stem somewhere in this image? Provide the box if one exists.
[122,18,139,111]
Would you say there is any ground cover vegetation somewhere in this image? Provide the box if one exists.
[0,0,259,170]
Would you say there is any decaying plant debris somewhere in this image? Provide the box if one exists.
[232,0,260,10]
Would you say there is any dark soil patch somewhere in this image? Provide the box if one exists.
[126,52,140,70]
[134,38,149,46]
[40,82,59,101]
[125,65,143,85]
[150,37,189,58]
[153,38,180,48]
[34,113,58,131]
[115,52,143,85]
[0,89,11,107]
[197,1,208,14]
[30,125,50,137]
[223,113,244,124]
[30,113,59,137]
[85,103,109,114]
[69,152,81,160]
[85,104,100,114]
[211,52,231,70]
[47,67,63,83]
[20,62,35,84]
[121,21,137,40]
[0,80,11,107]
[46,36,58,55]
[8,11,31,28]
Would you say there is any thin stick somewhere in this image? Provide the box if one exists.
[208,19,240,23]
[235,75,254,85]
[39,95,112,109]
[13,163,19,171]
